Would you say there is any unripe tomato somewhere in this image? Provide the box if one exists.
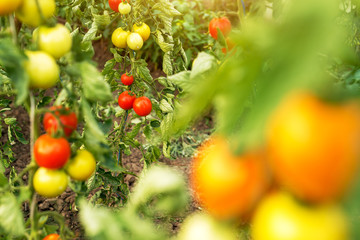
[111,27,130,48]
[133,23,151,42]
[118,2,131,14]
[127,32,143,51]
[108,0,122,12]
[33,167,68,198]
[34,134,71,169]
[16,0,55,27]
[209,17,232,40]
[34,24,72,59]
[178,213,238,240]
[0,0,22,16]
[43,233,60,240]
[66,150,96,181]
[191,136,269,219]
[25,51,59,89]
[43,106,78,137]
[121,73,134,85]
[118,91,136,110]
[133,96,152,116]
[266,92,360,203]
[251,191,349,240]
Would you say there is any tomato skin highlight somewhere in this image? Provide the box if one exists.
[133,23,151,41]
[43,106,78,137]
[33,167,68,198]
[66,150,96,181]
[0,0,22,16]
[34,134,71,169]
[118,91,136,110]
[108,0,122,12]
[133,96,152,116]
[43,233,60,240]
[209,17,232,40]
[121,73,134,86]
[16,0,55,27]
[111,27,130,48]
[191,136,269,219]
[266,92,360,203]
[251,191,349,240]
[127,32,144,50]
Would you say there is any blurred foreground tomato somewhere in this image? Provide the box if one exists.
[0,0,22,15]
[266,92,360,203]
[191,136,269,219]
[251,191,349,240]
[43,233,60,240]
[43,106,78,137]
[16,0,55,27]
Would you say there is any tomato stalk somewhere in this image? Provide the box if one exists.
[34,0,47,24]
[8,14,17,45]
[237,0,246,23]
[117,109,129,166]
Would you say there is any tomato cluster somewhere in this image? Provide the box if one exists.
[111,23,150,51]
[117,83,152,116]
[33,106,96,198]
[190,91,360,239]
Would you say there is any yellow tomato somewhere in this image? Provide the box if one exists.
[111,27,130,48]
[35,24,72,59]
[118,2,131,15]
[16,0,55,27]
[66,150,96,181]
[251,191,349,240]
[25,51,59,89]
[33,167,68,198]
[133,23,150,41]
[0,0,22,16]
[127,32,143,50]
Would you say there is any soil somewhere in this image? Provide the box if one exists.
[0,40,213,239]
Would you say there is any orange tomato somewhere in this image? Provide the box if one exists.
[266,92,360,203]
[43,233,60,240]
[191,136,269,219]
[0,0,22,15]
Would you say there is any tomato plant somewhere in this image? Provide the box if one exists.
[266,92,360,203]
[33,167,68,198]
[118,91,136,110]
[121,73,134,86]
[66,150,96,181]
[251,191,349,240]
[209,17,232,40]
[43,233,60,240]
[34,134,71,169]
[0,0,22,16]
[43,106,78,137]
[15,0,56,27]
[133,96,152,116]
[35,24,72,59]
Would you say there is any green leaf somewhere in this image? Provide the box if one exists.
[83,22,98,42]
[167,71,191,92]
[159,99,173,113]
[127,123,141,139]
[190,52,218,81]
[163,52,173,75]
[0,193,25,236]
[137,65,153,83]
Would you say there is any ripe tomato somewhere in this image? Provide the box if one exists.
[191,136,269,219]
[43,233,60,240]
[251,191,349,240]
[266,92,360,203]
[111,27,130,48]
[34,134,71,169]
[133,96,152,116]
[118,91,136,110]
[33,167,68,198]
[16,0,55,27]
[209,17,232,40]
[178,213,238,240]
[35,24,72,59]
[25,51,59,89]
[43,106,78,137]
[0,0,22,16]
[118,2,131,15]
[133,23,151,42]
[108,0,122,12]
[121,73,134,85]
[66,150,96,181]
[127,32,143,51]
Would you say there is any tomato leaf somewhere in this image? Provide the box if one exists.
[0,193,25,237]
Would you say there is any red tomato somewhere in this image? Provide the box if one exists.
[34,134,71,169]
[43,233,60,240]
[209,17,232,40]
[118,91,136,110]
[133,96,152,116]
[121,73,134,86]
[43,106,78,137]
[108,0,122,12]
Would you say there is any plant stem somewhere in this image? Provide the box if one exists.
[117,110,129,166]
[237,0,246,23]
[8,14,17,45]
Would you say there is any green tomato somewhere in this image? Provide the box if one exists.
[33,167,68,198]
[251,191,349,240]
[34,24,72,59]
[127,32,143,50]
[16,0,55,27]
[118,2,131,15]
[25,51,59,89]
[66,150,96,181]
